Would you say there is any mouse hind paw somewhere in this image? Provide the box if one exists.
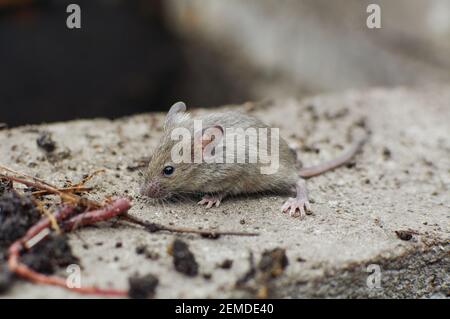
[198,194,223,209]
[281,197,311,218]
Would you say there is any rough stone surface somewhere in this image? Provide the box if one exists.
[167,0,450,98]
[0,85,448,298]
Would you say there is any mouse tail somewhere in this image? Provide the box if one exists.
[298,135,367,178]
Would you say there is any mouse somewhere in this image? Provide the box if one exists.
[140,102,366,218]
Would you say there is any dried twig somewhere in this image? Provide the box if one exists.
[122,214,259,238]
[0,174,78,202]
[34,200,61,234]
[0,167,100,208]
[31,186,92,196]
[72,169,106,188]
[0,164,64,189]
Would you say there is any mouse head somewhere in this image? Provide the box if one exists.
[140,102,224,199]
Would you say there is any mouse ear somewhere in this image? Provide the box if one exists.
[165,101,187,127]
[194,125,224,150]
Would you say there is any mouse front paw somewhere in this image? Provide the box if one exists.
[281,197,311,218]
[198,194,223,209]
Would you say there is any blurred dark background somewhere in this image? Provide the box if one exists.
[0,0,253,126]
[1,0,449,126]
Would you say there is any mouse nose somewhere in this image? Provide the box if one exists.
[140,180,164,198]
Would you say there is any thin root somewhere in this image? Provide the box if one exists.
[122,214,259,238]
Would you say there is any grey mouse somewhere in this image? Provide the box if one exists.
[140,102,366,218]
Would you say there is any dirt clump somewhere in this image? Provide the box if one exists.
[258,248,289,278]
[0,191,41,258]
[168,239,198,277]
[36,131,56,152]
[21,234,79,274]
[395,230,415,241]
[0,191,79,293]
[236,248,289,298]
[128,273,159,299]
[0,179,13,196]
[218,259,233,270]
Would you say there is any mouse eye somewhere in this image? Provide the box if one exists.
[162,165,174,176]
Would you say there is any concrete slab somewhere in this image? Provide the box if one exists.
[1,85,449,298]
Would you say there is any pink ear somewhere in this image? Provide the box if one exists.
[192,125,224,162]
[200,125,224,149]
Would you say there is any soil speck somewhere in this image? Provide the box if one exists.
[258,248,289,278]
[36,131,56,152]
[0,179,13,196]
[395,230,414,241]
[168,239,198,277]
[218,259,233,269]
[128,273,159,299]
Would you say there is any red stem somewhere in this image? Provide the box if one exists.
[7,198,131,297]
[63,198,131,230]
